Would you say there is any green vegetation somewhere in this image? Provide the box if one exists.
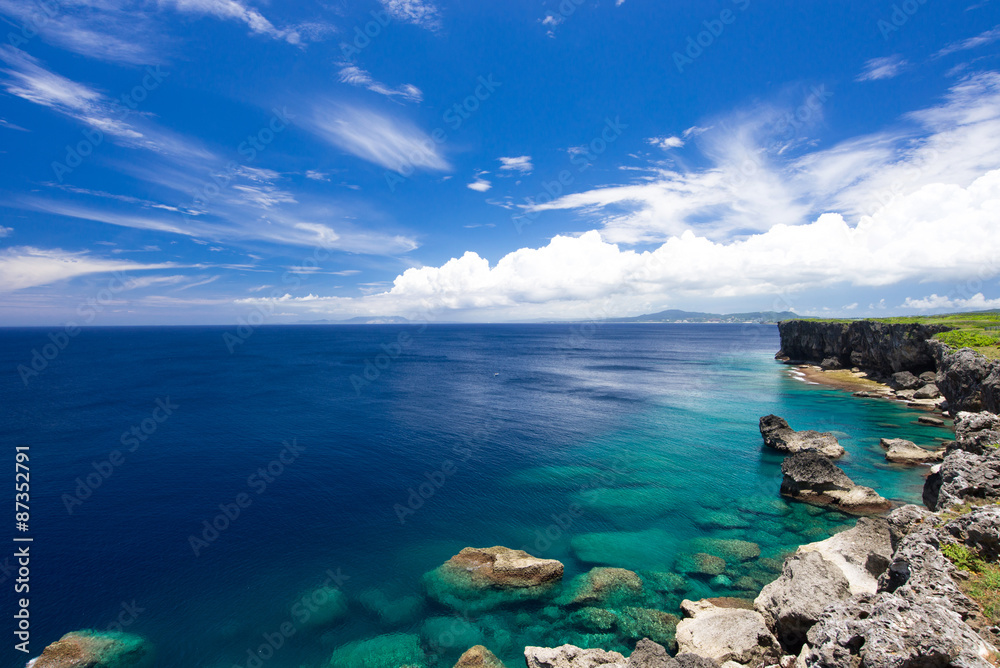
[941,542,1000,626]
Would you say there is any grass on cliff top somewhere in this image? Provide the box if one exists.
[940,543,1000,626]
[792,310,1000,360]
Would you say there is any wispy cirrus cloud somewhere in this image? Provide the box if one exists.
[337,64,423,103]
[162,0,334,45]
[528,72,1000,245]
[0,246,183,293]
[935,24,1000,58]
[856,54,909,81]
[308,103,450,172]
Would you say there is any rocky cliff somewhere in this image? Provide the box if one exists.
[776,320,952,376]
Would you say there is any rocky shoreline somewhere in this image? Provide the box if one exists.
[27,321,1000,668]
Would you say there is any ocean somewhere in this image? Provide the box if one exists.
[0,324,952,667]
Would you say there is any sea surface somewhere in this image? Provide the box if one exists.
[0,324,954,668]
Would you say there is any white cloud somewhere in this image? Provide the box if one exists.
[528,73,1000,245]
[234,169,1000,320]
[305,170,330,181]
[467,177,492,192]
[0,226,11,237]
[902,293,1000,310]
[379,0,441,30]
[857,55,908,81]
[936,24,1000,58]
[309,103,450,172]
[337,64,423,103]
[0,246,182,293]
[647,136,685,149]
[165,0,298,43]
[498,155,533,174]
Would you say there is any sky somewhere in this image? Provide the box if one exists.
[1,0,999,325]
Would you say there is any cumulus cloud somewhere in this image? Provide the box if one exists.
[528,73,1000,245]
[857,55,908,81]
[467,175,492,192]
[236,169,1000,321]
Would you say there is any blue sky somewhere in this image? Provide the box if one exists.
[1,0,999,325]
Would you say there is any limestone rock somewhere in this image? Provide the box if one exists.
[794,518,892,596]
[753,551,851,652]
[676,599,781,666]
[27,631,152,668]
[454,645,506,668]
[779,451,891,514]
[524,644,626,668]
[885,504,935,550]
[917,415,944,426]
[954,411,1000,455]
[931,341,999,413]
[759,416,845,459]
[923,447,1000,511]
[559,567,644,606]
[326,633,427,668]
[891,371,923,390]
[675,553,726,576]
[439,546,563,588]
[913,383,941,399]
[879,437,944,464]
[801,593,996,668]
[941,504,1000,561]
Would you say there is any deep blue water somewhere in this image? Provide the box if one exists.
[0,324,953,668]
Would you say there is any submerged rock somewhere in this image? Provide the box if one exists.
[618,607,680,648]
[326,632,426,668]
[293,585,348,628]
[558,567,644,606]
[759,415,845,459]
[675,553,726,577]
[27,631,152,668]
[779,451,891,514]
[675,599,781,666]
[424,547,562,611]
[454,645,506,668]
[879,437,943,464]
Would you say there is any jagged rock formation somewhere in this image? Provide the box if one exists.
[953,411,1000,455]
[779,451,891,513]
[759,415,845,459]
[776,321,951,376]
[931,341,1000,413]
[923,446,1000,511]
[675,600,781,666]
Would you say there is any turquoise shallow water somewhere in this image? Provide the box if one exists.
[0,324,952,667]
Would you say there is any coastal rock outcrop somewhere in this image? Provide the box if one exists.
[931,342,1000,413]
[922,446,1000,511]
[26,631,152,668]
[954,411,1000,455]
[524,644,626,667]
[753,551,852,651]
[558,567,644,606]
[879,437,943,464]
[454,645,507,668]
[675,599,781,666]
[759,416,845,459]
[776,321,949,376]
[794,518,893,595]
[779,451,891,513]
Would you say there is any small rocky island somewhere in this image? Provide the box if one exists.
[27,319,1000,668]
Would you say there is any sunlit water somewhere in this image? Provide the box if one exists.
[0,324,952,667]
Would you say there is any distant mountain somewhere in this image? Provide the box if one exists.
[299,316,411,325]
[605,309,797,324]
